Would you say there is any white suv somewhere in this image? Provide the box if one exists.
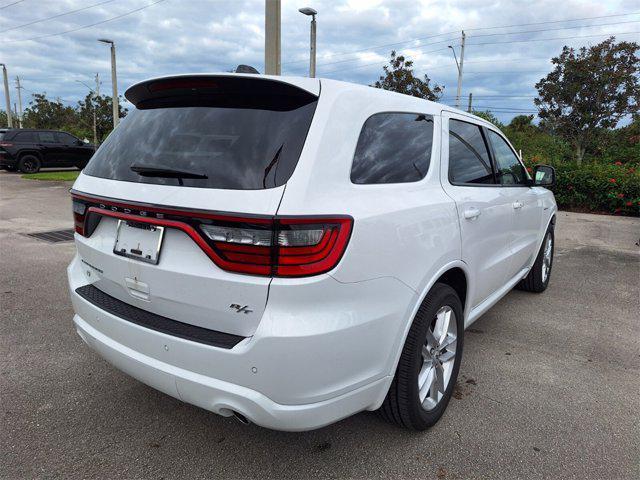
[67,74,557,431]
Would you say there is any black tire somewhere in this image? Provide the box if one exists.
[18,155,41,174]
[517,226,554,293]
[379,283,464,430]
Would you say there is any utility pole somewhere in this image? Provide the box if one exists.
[1,64,12,128]
[264,0,281,75]
[456,30,465,109]
[467,92,473,113]
[98,39,119,128]
[94,73,100,145]
[15,76,23,128]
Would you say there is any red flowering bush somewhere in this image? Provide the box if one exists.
[521,158,640,216]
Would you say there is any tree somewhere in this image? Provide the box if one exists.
[373,50,443,101]
[77,93,128,143]
[472,110,503,128]
[508,115,535,132]
[22,94,77,131]
[534,37,640,164]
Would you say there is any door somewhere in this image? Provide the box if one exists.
[485,128,543,276]
[56,132,84,165]
[440,113,514,308]
[37,131,65,165]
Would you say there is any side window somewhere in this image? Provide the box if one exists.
[58,132,78,145]
[448,119,495,185]
[351,112,433,184]
[14,132,37,143]
[487,130,528,185]
[38,132,57,143]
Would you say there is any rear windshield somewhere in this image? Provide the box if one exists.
[83,89,318,190]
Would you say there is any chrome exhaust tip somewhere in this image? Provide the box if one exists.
[232,411,250,425]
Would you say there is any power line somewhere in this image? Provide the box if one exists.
[284,11,639,67]
[467,30,640,47]
[0,1,25,9]
[1,0,166,43]
[290,38,458,72]
[465,10,640,32]
[320,46,452,75]
[468,19,640,39]
[0,0,117,34]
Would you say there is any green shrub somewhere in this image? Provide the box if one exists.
[522,158,640,216]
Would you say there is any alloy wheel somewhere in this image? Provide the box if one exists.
[418,305,457,411]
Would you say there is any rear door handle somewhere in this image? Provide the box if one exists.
[513,201,524,209]
[463,207,481,220]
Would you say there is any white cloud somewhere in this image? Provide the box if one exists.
[0,0,637,121]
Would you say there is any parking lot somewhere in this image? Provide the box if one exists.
[1,171,638,479]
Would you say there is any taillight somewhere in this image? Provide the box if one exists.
[0,142,13,147]
[72,200,87,235]
[71,193,352,278]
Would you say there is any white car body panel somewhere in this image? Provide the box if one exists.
[67,73,557,431]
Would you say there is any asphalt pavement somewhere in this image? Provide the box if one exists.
[1,171,639,479]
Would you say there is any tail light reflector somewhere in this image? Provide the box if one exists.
[71,193,352,278]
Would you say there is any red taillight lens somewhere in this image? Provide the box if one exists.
[70,193,353,278]
[72,200,87,235]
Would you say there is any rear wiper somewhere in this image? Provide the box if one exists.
[130,164,208,186]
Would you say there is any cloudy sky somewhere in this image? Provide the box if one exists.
[1,0,638,122]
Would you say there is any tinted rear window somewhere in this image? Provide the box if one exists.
[14,132,37,142]
[351,113,433,184]
[84,90,317,190]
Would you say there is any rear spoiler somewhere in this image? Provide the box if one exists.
[125,74,319,111]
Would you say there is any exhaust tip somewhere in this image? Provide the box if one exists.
[232,411,250,425]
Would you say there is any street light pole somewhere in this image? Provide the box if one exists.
[0,64,12,128]
[265,0,282,75]
[448,31,466,109]
[298,7,317,78]
[98,39,119,128]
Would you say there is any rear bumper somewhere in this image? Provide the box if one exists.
[0,154,17,167]
[73,313,389,431]
[68,254,416,431]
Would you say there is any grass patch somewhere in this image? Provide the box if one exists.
[21,171,80,182]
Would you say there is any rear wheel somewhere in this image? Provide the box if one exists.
[18,155,41,174]
[517,226,554,293]
[379,283,464,430]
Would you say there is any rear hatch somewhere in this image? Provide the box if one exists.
[71,74,319,337]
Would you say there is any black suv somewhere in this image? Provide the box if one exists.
[0,129,95,173]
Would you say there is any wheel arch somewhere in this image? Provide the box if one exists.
[18,150,43,161]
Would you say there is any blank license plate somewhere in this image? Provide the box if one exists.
[113,220,165,265]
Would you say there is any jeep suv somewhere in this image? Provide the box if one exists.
[67,74,557,431]
[0,129,95,173]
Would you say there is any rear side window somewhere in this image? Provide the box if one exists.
[58,132,78,145]
[448,119,495,185]
[83,85,318,190]
[351,113,433,184]
[487,130,528,185]
[38,132,57,143]
[14,132,37,143]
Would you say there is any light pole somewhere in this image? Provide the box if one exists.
[98,38,119,128]
[76,80,97,147]
[0,63,12,128]
[298,7,317,78]
[448,30,465,110]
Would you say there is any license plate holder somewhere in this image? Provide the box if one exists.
[113,220,165,265]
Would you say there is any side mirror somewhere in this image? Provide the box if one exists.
[532,164,556,187]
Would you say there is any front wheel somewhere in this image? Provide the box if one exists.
[379,283,464,430]
[517,226,554,293]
